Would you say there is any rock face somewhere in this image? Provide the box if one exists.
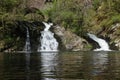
[53,25,88,51]
[26,0,46,9]
[107,23,120,50]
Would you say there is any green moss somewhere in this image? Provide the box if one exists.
[84,44,93,50]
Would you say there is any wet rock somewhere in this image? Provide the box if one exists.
[53,25,89,51]
[25,13,44,21]
[110,23,120,50]
[98,23,120,50]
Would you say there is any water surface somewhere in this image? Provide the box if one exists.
[0,51,120,80]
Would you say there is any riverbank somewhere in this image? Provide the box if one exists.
[1,0,120,52]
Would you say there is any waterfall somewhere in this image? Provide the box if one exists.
[37,22,58,52]
[87,33,111,51]
[24,27,31,52]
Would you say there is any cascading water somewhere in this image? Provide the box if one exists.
[87,33,111,51]
[24,27,31,52]
[37,22,58,52]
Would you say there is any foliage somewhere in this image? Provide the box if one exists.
[41,0,120,37]
[81,0,120,34]
[0,0,44,51]
[0,0,21,12]
[93,0,101,10]
[42,0,83,35]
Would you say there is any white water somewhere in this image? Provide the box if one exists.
[87,33,111,51]
[24,27,31,52]
[37,22,58,52]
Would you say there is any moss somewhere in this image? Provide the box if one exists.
[84,44,92,50]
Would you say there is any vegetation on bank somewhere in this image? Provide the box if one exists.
[0,0,44,51]
[43,0,120,35]
[0,0,120,51]
[43,0,120,49]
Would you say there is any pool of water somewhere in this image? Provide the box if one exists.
[0,51,120,80]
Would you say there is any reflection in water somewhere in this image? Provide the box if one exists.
[0,51,120,80]
[25,52,30,80]
[92,51,108,75]
[57,52,84,79]
[41,52,58,80]
[0,53,3,80]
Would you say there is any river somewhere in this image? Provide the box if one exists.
[0,51,120,80]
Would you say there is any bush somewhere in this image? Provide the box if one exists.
[42,0,83,35]
[0,0,21,12]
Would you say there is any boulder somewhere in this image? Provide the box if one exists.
[53,25,89,51]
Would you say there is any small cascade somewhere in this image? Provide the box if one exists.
[87,33,111,51]
[24,27,31,52]
[37,22,58,52]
